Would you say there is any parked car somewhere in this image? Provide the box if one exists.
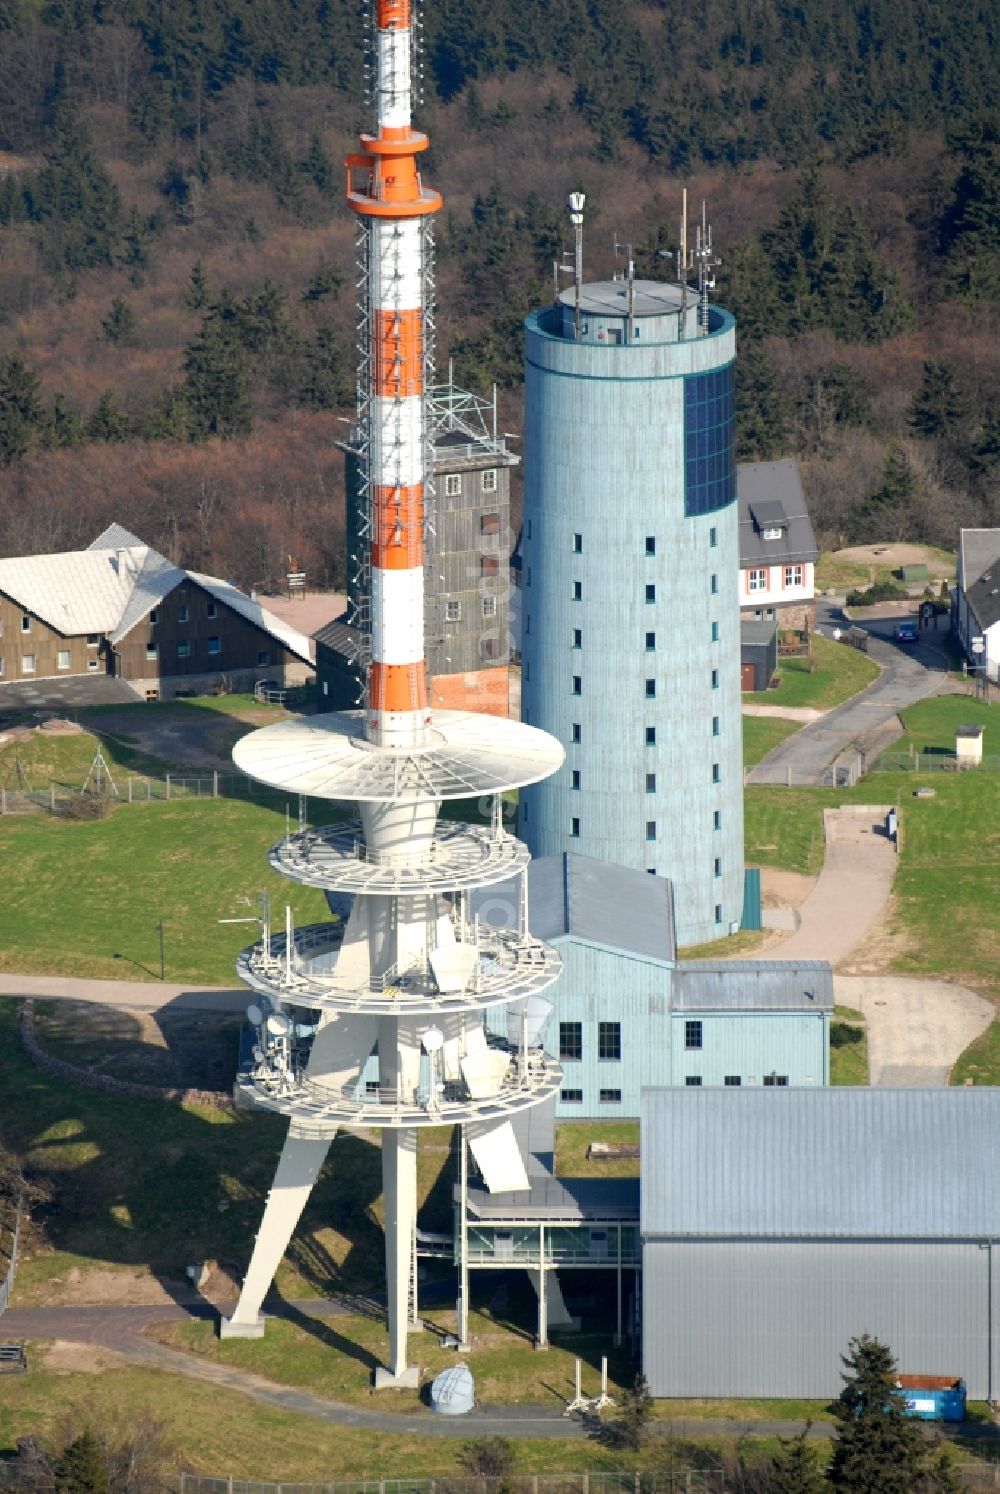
[895,621,918,643]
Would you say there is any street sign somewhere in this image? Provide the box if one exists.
[971,638,985,654]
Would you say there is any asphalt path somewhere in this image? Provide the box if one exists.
[747,602,948,785]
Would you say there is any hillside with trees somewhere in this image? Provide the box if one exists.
[0,0,996,586]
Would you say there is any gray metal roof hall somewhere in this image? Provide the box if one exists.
[640,1088,1000,1400]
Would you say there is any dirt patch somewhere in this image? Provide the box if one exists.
[26,1265,194,1308]
[760,868,817,909]
[33,1000,241,1090]
[834,543,954,573]
[836,898,917,976]
[42,1339,131,1373]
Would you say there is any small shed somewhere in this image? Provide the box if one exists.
[740,619,778,692]
[956,724,985,768]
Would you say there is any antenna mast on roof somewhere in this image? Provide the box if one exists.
[568,192,586,340]
[694,200,720,334]
[613,235,636,341]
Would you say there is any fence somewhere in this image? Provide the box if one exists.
[179,1475,727,1494]
[0,771,288,817]
[872,751,1000,775]
[0,1194,24,1317]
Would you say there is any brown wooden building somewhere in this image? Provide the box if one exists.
[0,525,312,700]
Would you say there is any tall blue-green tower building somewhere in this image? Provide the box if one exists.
[518,274,744,947]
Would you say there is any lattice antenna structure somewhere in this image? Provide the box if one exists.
[219,0,565,1388]
[693,199,720,334]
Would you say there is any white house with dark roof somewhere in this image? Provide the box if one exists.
[954,527,1000,684]
[737,459,818,631]
[0,525,313,700]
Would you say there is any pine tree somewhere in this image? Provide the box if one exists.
[614,1372,653,1450]
[44,393,84,448]
[182,303,253,440]
[0,354,44,465]
[736,343,790,460]
[767,1428,825,1492]
[100,296,136,345]
[87,390,131,443]
[827,1335,929,1492]
[54,1428,108,1494]
[910,362,974,441]
[186,260,211,310]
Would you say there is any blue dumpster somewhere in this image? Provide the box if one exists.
[897,1375,966,1422]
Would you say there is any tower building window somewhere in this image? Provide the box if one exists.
[714,857,722,877]
[446,600,461,621]
[715,903,723,923]
[573,628,582,648]
[573,581,582,601]
[599,1089,622,1104]
[711,668,719,689]
[711,573,718,593]
[645,584,656,604]
[645,821,656,841]
[646,773,656,793]
[445,474,462,497]
[572,675,581,695]
[685,1020,703,1050]
[725,1076,742,1087]
[598,1022,621,1061]
[572,723,581,743]
[571,817,580,837]
[683,362,736,518]
[571,769,581,790]
[645,536,655,556]
[645,632,655,651]
[645,727,656,746]
[712,716,720,735]
[685,1076,703,1087]
[711,621,719,641]
[712,763,720,783]
[559,1022,582,1061]
[710,526,718,547]
[713,810,721,830]
[645,678,655,698]
[573,532,582,553]
[560,1088,583,1104]
[482,469,497,492]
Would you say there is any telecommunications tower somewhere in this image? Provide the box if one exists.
[219,0,564,1386]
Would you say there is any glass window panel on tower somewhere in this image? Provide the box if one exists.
[683,362,736,518]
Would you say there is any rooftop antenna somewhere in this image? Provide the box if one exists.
[694,200,720,334]
[568,192,586,340]
[677,187,693,341]
[613,236,636,341]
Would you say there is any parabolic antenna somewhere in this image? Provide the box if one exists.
[246,1004,263,1027]
[266,1012,292,1037]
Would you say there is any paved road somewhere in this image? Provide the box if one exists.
[0,973,246,1012]
[747,603,947,786]
[770,808,898,966]
[835,975,994,1086]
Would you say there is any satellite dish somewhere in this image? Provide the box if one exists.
[266,1013,292,1037]
[422,1025,445,1053]
[246,1004,263,1027]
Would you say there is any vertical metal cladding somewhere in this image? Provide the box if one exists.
[519,287,745,947]
[346,0,441,746]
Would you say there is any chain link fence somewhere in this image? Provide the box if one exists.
[179,1475,727,1494]
[0,771,289,817]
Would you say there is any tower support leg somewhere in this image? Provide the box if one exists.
[375,1127,419,1387]
[220,1126,334,1338]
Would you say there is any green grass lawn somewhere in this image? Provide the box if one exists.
[951,1021,1000,1085]
[815,548,955,593]
[0,1359,726,1478]
[0,725,169,787]
[742,635,879,712]
[555,1121,640,1177]
[742,716,800,766]
[830,1008,868,1085]
[897,696,1000,757]
[0,798,335,984]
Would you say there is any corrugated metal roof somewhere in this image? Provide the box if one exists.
[313,615,361,652]
[472,853,675,962]
[672,959,833,1012]
[959,528,1000,589]
[641,1088,1000,1239]
[465,1175,640,1221]
[0,529,313,662]
[738,460,818,568]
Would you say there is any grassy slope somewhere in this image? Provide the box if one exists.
[742,635,879,711]
[0,798,332,983]
[742,716,800,766]
[897,696,1000,757]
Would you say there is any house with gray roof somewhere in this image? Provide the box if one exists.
[954,527,1000,684]
[473,853,832,1117]
[0,525,312,701]
[737,460,818,641]
[641,1087,1000,1399]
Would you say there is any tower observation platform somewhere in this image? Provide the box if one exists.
[218,0,564,1388]
[519,267,745,946]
